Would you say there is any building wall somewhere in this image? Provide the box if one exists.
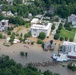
[31,27,51,37]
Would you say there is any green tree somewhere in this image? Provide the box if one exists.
[25,52,28,57]
[54,34,59,40]
[44,70,53,75]
[20,51,24,56]
[38,32,46,40]
[69,38,73,42]
[0,33,3,39]
[60,37,64,41]
[37,39,44,44]
[52,23,55,30]
[18,36,23,42]
[65,37,68,41]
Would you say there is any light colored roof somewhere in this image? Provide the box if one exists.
[31,18,39,23]
[63,41,76,45]
[68,51,76,57]
[31,23,52,30]
[35,14,43,18]
[1,19,9,22]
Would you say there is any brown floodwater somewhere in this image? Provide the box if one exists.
[0,39,76,75]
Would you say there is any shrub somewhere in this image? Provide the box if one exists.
[18,36,23,42]
[38,32,46,40]
[31,41,34,45]
[20,51,24,56]
[8,27,13,31]
[16,33,19,36]
[24,31,31,39]
[51,23,55,30]
[42,43,44,48]
[56,29,60,33]
[67,63,76,71]
[58,25,62,30]
[37,39,44,44]
[3,36,6,39]
[0,33,3,39]
[47,36,49,38]
[7,31,11,35]
[65,37,68,41]
[25,52,28,57]
[60,37,64,41]
[69,38,73,42]
[54,34,59,40]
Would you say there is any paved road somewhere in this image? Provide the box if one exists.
[51,20,61,35]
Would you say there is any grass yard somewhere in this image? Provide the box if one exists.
[72,28,76,32]
[25,23,30,28]
[59,27,75,39]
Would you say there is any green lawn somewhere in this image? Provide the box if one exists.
[24,23,30,28]
[72,28,76,32]
[59,27,75,39]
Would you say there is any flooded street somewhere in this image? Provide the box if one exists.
[0,39,76,75]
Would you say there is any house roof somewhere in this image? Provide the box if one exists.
[31,18,39,23]
[31,23,52,30]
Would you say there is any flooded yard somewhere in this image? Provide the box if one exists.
[0,39,76,75]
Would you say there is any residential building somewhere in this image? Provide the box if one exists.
[2,11,14,17]
[68,14,76,27]
[31,18,39,25]
[44,40,55,51]
[52,41,76,62]
[48,6,55,14]
[62,41,76,60]
[35,14,43,19]
[0,20,9,31]
[30,23,52,37]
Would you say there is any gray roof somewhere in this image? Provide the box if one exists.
[44,41,55,51]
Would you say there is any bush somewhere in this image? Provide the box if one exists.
[67,63,76,71]
[69,38,73,42]
[38,32,46,40]
[37,39,44,44]
[60,37,64,41]
[24,31,31,39]
[25,52,28,57]
[31,41,34,45]
[3,36,6,39]
[7,31,11,35]
[65,37,68,41]
[51,23,55,30]
[56,29,60,33]
[54,34,59,40]
[58,25,62,30]
[42,43,44,48]
[0,33,3,39]
[20,51,24,56]
[18,36,23,42]
[16,33,19,36]
[8,27,13,31]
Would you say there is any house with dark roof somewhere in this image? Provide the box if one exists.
[48,6,55,14]
[44,40,55,51]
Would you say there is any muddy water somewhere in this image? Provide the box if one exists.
[0,39,76,75]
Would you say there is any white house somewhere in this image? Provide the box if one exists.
[62,41,76,60]
[52,41,76,62]
[2,11,14,17]
[31,18,39,25]
[30,23,52,37]
[0,20,9,31]
[68,14,76,27]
